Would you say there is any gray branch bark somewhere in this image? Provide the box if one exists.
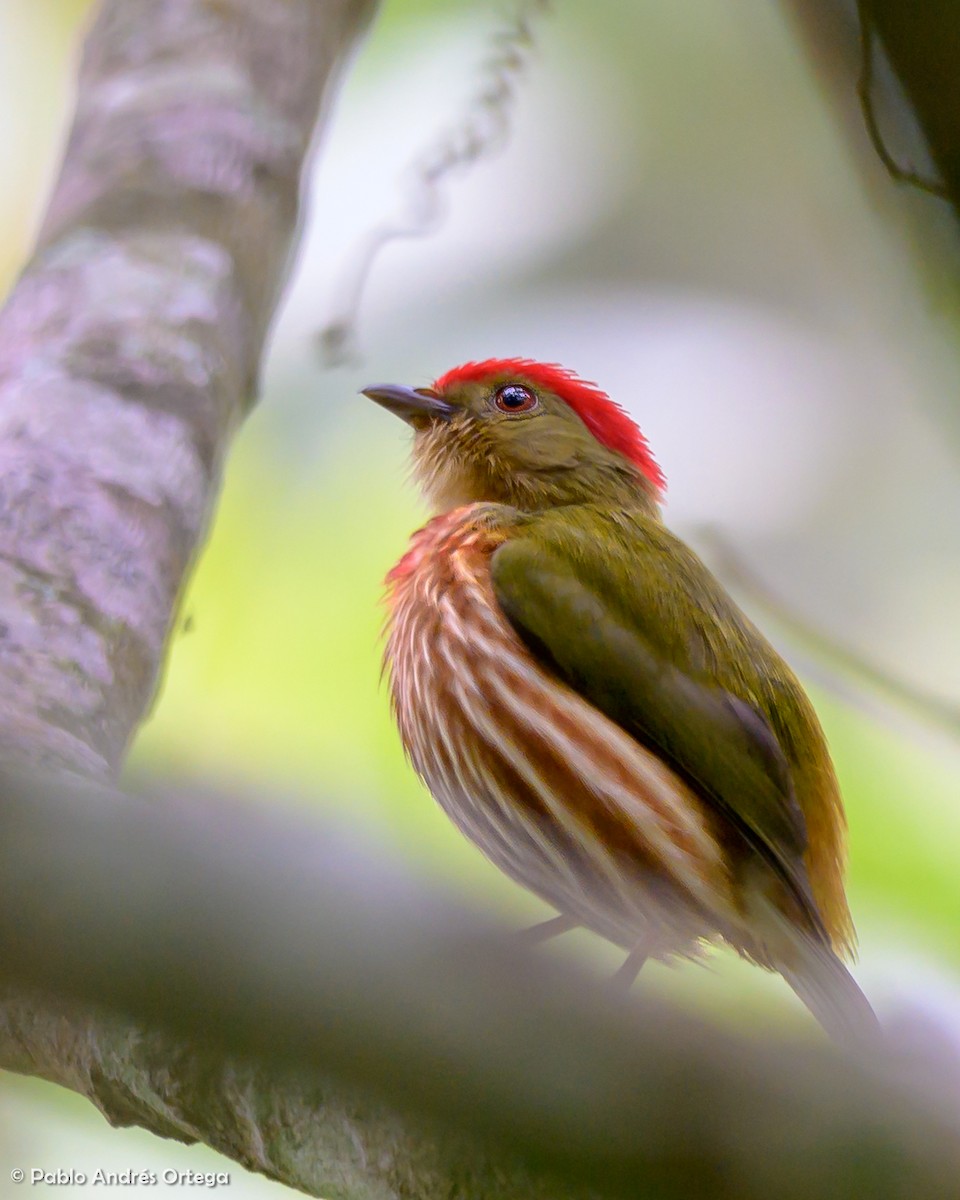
[3,774,960,1200]
[0,0,375,779]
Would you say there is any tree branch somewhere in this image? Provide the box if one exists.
[784,0,960,218]
[2,774,959,1200]
[860,0,960,212]
[0,0,375,779]
[854,0,949,200]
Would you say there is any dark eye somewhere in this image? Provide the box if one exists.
[494,384,538,413]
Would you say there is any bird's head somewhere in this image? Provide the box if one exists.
[362,358,665,514]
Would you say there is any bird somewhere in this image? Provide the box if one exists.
[363,358,878,1043]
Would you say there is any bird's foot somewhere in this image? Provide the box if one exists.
[612,942,650,991]
[514,914,578,945]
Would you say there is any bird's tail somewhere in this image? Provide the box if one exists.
[759,900,881,1048]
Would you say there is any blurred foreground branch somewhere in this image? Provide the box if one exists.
[2,772,960,1200]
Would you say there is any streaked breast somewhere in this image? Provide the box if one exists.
[383,505,737,954]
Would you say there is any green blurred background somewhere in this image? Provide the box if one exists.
[1,0,959,1193]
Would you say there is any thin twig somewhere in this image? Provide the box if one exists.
[700,528,960,742]
[317,0,551,366]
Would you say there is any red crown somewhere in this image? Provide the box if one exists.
[434,358,665,492]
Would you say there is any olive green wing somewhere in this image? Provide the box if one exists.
[490,521,824,936]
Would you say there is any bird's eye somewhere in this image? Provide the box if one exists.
[494,384,538,413]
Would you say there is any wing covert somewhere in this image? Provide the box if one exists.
[491,527,822,931]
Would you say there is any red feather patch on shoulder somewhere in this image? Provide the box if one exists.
[433,358,665,492]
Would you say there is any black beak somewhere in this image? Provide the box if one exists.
[361,383,457,424]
